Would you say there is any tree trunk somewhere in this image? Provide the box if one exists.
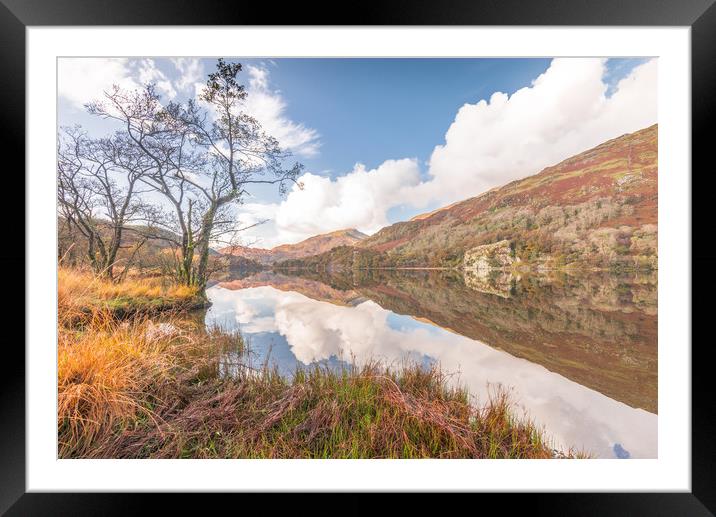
[195,204,217,293]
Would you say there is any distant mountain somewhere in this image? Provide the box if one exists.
[219,245,275,264]
[276,125,658,271]
[220,228,368,264]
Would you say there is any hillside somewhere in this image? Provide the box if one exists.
[276,125,658,271]
[58,218,183,274]
[220,228,367,264]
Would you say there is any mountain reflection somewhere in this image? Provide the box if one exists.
[206,269,657,458]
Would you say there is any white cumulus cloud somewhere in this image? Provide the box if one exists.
[233,159,422,248]
[136,58,176,99]
[413,57,658,207]
[170,58,204,92]
[243,65,321,158]
[59,58,179,109]
[273,159,422,242]
[58,58,139,109]
[58,60,322,164]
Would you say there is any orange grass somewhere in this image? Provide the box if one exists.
[58,267,203,324]
[57,311,242,458]
[58,313,583,458]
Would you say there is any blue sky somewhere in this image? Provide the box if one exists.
[251,59,552,174]
[58,57,657,247]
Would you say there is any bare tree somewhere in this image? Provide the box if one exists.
[86,59,303,292]
[57,127,153,281]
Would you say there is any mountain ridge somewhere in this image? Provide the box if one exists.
[220,228,368,264]
[276,124,658,271]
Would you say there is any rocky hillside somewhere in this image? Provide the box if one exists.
[220,228,367,265]
[277,125,658,271]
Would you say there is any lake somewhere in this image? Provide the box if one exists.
[205,268,657,459]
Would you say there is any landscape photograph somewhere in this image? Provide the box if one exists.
[57,56,657,459]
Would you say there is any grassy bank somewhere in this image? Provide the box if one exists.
[58,268,207,324]
[58,268,582,459]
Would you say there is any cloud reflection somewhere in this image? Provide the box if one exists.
[207,285,657,458]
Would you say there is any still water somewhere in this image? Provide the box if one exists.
[205,269,657,459]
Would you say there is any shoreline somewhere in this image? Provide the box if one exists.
[270,265,657,273]
[57,267,585,459]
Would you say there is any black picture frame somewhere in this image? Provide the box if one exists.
[3,0,713,513]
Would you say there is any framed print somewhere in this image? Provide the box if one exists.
[4,0,714,513]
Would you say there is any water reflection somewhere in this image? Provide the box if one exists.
[205,269,657,459]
